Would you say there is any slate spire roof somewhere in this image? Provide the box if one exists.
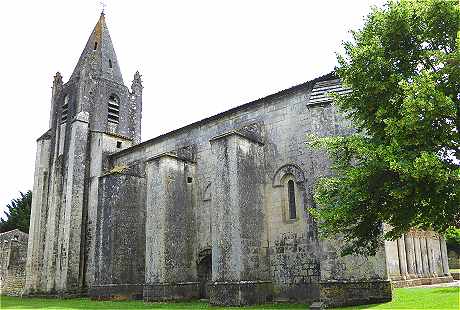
[70,13,124,84]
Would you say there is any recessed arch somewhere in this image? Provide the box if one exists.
[272,163,306,188]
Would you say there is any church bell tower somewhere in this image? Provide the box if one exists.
[25,13,142,295]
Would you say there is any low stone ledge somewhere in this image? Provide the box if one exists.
[23,290,88,299]
[209,280,273,306]
[319,280,392,308]
[89,284,144,300]
[392,275,454,288]
[143,282,200,301]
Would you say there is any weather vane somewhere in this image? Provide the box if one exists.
[99,1,107,15]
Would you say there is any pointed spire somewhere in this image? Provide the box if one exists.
[70,13,124,84]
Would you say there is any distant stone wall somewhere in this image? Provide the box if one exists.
[0,229,28,296]
[448,250,459,269]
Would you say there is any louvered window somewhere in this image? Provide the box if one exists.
[108,94,120,124]
[61,95,69,123]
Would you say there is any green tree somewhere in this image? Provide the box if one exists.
[309,0,460,256]
[445,227,460,253]
[0,191,32,233]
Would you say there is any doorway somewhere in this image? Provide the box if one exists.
[197,250,212,299]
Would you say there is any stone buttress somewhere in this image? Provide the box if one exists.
[25,13,452,308]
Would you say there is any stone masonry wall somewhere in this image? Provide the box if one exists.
[107,75,390,305]
[91,172,146,300]
[0,230,28,296]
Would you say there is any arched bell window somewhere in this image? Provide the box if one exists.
[108,94,120,124]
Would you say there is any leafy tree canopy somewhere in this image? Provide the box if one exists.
[0,191,32,233]
[445,227,460,253]
[309,0,460,256]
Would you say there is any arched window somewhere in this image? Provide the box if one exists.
[61,95,69,123]
[108,94,120,124]
[109,59,112,68]
[287,180,296,219]
[94,42,98,50]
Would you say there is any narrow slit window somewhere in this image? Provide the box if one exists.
[94,42,98,50]
[109,59,112,68]
[61,95,69,123]
[108,94,120,124]
[288,180,296,219]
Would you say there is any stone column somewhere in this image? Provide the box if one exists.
[209,131,271,306]
[439,237,450,276]
[397,237,408,279]
[426,238,435,276]
[414,236,423,277]
[404,234,417,278]
[420,236,430,276]
[144,154,198,301]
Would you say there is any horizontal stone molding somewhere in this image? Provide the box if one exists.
[145,152,196,164]
[209,130,264,145]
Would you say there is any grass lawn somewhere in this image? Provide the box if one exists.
[0,287,458,310]
[450,269,460,273]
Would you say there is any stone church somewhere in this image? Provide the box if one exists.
[24,13,452,307]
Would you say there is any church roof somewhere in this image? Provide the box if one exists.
[70,13,124,84]
[111,71,337,159]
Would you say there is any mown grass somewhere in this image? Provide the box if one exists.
[0,287,458,309]
[338,287,459,309]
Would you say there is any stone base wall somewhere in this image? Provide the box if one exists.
[143,282,200,301]
[273,283,320,303]
[89,284,144,300]
[319,280,392,308]
[25,290,88,299]
[392,275,453,288]
[448,250,459,269]
[209,281,273,306]
[0,230,28,296]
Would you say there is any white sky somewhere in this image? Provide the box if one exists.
[0,0,386,217]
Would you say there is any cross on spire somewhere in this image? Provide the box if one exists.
[99,1,106,15]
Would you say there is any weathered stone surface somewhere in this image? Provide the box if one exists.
[209,132,270,305]
[0,230,28,296]
[319,280,392,307]
[24,13,452,307]
[144,154,198,301]
[91,172,146,300]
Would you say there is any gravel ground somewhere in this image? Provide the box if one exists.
[407,280,460,289]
